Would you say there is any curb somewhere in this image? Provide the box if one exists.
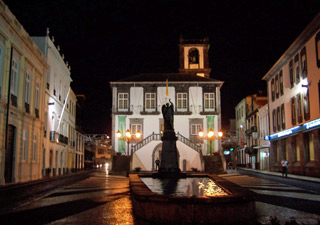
[237,167,320,184]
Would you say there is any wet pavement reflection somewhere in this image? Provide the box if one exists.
[1,169,134,225]
[2,169,320,224]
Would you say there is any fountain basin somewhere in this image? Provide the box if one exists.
[130,173,256,224]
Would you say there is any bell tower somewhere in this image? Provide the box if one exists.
[178,36,211,78]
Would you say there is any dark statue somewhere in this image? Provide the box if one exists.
[161,99,174,131]
[156,98,181,179]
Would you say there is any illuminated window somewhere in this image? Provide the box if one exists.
[25,73,31,104]
[303,89,310,120]
[131,124,142,139]
[300,47,307,79]
[271,79,275,101]
[279,70,284,96]
[177,93,187,111]
[22,130,28,162]
[204,93,215,111]
[189,48,199,64]
[191,124,202,135]
[289,60,294,88]
[35,81,40,110]
[291,97,296,126]
[145,93,156,111]
[118,93,129,111]
[11,59,19,95]
[296,135,300,161]
[308,132,314,161]
[294,54,300,84]
[32,135,37,162]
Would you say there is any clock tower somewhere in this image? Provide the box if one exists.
[178,36,211,78]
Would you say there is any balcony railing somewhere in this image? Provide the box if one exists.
[11,94,17,107]
[59,134,68,145]
[50,131,56,141]
[35,108,39,118]
[25,102,30,113]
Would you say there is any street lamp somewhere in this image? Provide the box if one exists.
[198,128,223,155]
[116,129,141,155]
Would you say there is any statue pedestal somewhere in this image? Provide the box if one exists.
[158,130,181,174]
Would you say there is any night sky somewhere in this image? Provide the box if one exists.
[4,0,320,134]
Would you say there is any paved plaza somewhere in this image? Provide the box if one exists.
[1,169,320,224]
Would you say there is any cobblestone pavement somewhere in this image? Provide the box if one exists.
[220,172,320,225]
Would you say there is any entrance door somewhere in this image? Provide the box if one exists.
[5,125,15,183]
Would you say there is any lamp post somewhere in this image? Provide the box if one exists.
[198,128,223,156]
[116,129,141,155]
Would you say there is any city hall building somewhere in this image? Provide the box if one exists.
[263,13,320,177]
[110,37,223,172]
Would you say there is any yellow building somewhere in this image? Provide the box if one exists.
[0,1,48,184]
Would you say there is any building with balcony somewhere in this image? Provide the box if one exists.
[245,92,268,169]
[235,98,247,166]
[110,37,223,172]
[32,29,73,177]
[75,94,86,170]
[262,13,320,177]
[0,1,47,184]
[67,89,76,173]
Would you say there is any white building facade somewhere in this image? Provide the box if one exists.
[235,98,247,166]
[263,13,320,177]
[111,38,223,172]
[256,104,270,171]
[0,1,47,184]
[32,30,73,177]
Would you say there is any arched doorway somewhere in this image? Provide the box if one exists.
[152,143,162,171]
[151,143,181,171]
[5,125,16,183]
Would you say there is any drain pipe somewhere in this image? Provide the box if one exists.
[3,46,13,184]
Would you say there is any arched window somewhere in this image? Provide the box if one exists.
[188,48,199,64]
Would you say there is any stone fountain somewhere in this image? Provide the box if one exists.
[129,100,256,224]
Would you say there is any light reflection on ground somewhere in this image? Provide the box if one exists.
[141,177,229,197]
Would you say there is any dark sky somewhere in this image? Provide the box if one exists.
[4,0,320,134]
